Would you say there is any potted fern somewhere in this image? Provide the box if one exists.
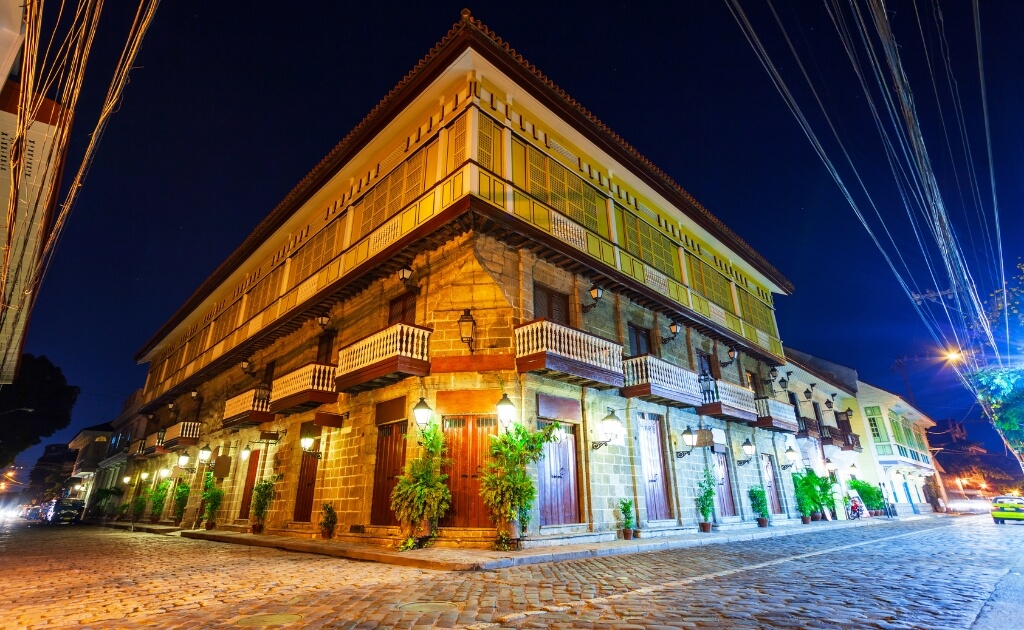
[480,422,558,543]
[748,485,769,527]
[793,471,815,523]
[201,472,224,530]
[250,473,283,534]
[131,489,149,523]
[149,479,171,524]
[172,480,190,527]
[319,502,337,539]
[391,422,451,549]
[696,467,716,532]
[618,498,636,539]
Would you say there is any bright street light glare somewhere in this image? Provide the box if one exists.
[944,350,962,362]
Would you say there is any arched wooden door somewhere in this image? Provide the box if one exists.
[440,415,497,528]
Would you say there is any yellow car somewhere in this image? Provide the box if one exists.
[991,496,1024,524]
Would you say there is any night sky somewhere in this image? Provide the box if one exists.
[13,1,1024,467]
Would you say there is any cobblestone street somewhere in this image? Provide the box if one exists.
[1,516,1021,629]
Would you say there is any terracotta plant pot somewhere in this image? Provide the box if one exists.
[810,512,822,521]
[321,528,334,539]
[622,529,633,540]
[205,521,216,530]
[756,517,769,527]
[150,517,160,524]
[801,516,811,524]
[251,523,264,534]
[698,522,712,533]
[498,519,520,539]
[632,529,641,538]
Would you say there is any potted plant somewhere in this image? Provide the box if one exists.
[172,480,190,527]
[131,489,149,523]
[319,502,337,539]
[201,472,224,530]
[792,471,816,524]
[149,479,171,524]
[619,498,635,539]
[391,422,451,549]
[480,421,558,546]
[748,485,770,527]
[117,502,130,521]
[250,473,283,534]
[696,467,716,532]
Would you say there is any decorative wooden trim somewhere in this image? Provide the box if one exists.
[435,388,502,415]
[430,354,515,373]
[314,411,348,429]
[374,396,407,426]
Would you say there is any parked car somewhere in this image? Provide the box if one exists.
[20,505,41,520]
[991,496,1024,524]
[40,499,85,525]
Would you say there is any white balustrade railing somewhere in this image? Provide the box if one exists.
[223,388,271,420]
[336,323,432,377]
[711,380,756,413]
[271,362,336,403]
[623,355,700,400]
[754,396,798,423]
[163,421,201,443]
[515,319,623,373]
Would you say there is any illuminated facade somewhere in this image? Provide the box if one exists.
[111,12,805,542]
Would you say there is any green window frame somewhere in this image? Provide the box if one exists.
[736,288,777,336]
[686,252,733,312]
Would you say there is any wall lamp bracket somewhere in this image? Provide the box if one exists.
[580,286,604,314]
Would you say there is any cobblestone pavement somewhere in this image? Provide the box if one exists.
[1,515,1021,629]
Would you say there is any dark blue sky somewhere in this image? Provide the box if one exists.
[15,1,1023,466]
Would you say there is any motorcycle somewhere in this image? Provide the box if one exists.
[849,500,864,519]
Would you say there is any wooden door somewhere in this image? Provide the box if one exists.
[714,451,736,517]
[440,415,497,528]
[371,422,407,526]
[761,454,783,514]
[638,413,671,521]
[238,449,261,519]
[538,422,579,526]
[293,448,320,522]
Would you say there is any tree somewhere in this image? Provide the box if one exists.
[978,260,1024,452]
[0,354,80,467]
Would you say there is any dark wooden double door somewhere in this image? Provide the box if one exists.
[440,415,497,528]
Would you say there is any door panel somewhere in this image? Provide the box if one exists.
[441,415,497,528]
[238,449,261,519]
[714,452,736,517]
[293,448,319,522]
[538,422,580,526]
[371,422,407,526]
[761,454,782,514]
[638,413,671,521]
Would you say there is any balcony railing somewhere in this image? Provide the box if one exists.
[843,431,863,452]
[514,319,624,389]
[140,431,166,457]
[622,355,701,408]
[797,415,820,439]
[162,421,202,449]
[335,323,432,394]
[222,386,274,429]
[696,377,757,424]
[753,397,799,433]
[269,362,339,414]
[126,438,145,459]
[820,424,847,449]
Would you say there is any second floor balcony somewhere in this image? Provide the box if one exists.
[621,355,701,408]
[820,424,847,449]
[162,421,202,449]
[514,319,624,389]
[126,438,145,459]
[269,361,339,414]
[334,323,432,394]
[797,415,821,439]
[753,397,799,433]
[222,385,274,429]
[72,460,98,477]
[696,377,757,424]
[140,431,166,457]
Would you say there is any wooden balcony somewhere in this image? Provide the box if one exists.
[696,378,757,424]
[269,362,339,414]
[843,431,863,452]
[796,415,820,439]
[820,424,846,448]
[162,421,201,449]
[126,438,145,460]
[753,397,799,433]
[222,387,274,429]
[621,355,701,408]
[334,323,432,394]
[514,319,624,389]
[140,431,166,458]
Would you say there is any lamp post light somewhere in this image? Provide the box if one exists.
[495,393,516,431]
[825,458,837,472]
[300,434,322,459]
[781,445,799,470]
[591,410,622,451]
[737,438,756,466]
[412,397,432,431]
[457,309,476,353]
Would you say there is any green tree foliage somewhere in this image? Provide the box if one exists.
[0,354,80,467]
[847,479,884,511]
[974,367,1024,449]
[480,422,558,534]
[390,422,451,540]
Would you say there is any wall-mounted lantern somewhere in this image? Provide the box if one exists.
[736,438,756,466]
[495,393,516,431]
[581,286,604,313]
[412,397,433,431]
[591,409,622,451]
[458,309,476,353]
[660,321,680,344]
[781,445,799,470]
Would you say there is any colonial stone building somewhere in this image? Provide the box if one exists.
[114,11,806,544]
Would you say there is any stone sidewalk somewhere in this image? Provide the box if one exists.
[91,514,935,571]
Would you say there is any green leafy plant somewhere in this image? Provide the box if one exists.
[696,467,716,523]
[250,473,284,527]
[117,502,130,520]
[173,480,190,521]
[618,498,635,530]
[131,489,149,522]
[848,479,884,511]
[150,479,171,520]
[201,472,224,524]
[493,530,517,551]
[480,422,559,537]
[93,487,123,516]
[319,502,338,538]
[792,471,824,517]
[397,536,418,551]
[391,422,451,544]
[748,485,769,519]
